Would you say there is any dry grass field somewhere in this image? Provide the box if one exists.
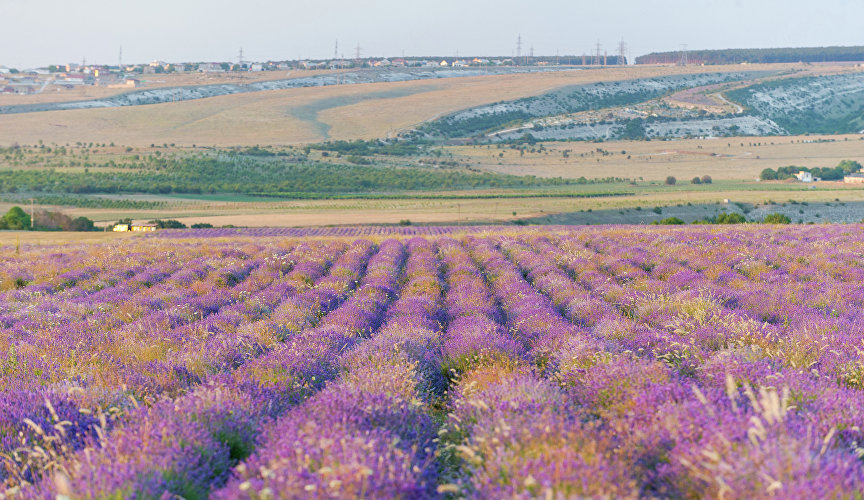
[0,230,135,248]
[0,64,810,147]
[0,70,339,107]
[451,135,864,181]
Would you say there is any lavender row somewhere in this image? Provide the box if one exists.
[22,240,404,499]
[505,233,864,496]
[1,241,354,487]
[216,237,444,498]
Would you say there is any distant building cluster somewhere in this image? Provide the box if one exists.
[298,57,517,70]
[0,62,142,95]
[0,54,574,96]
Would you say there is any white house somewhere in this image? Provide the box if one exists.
[794,171,819,182]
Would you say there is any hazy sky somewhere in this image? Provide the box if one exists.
[1,0,862,68]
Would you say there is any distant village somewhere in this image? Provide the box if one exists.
[0,55,581,96]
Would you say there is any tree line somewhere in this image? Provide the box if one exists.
[759,160,862,181]
[0,206,96,231]
[636,46,864,65]
[0,156,581,196]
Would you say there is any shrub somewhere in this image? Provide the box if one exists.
[715,212,747,224]
[149,219,188,229]
[763,213,792,224]
[700,175,712,184]
[652,217,685,225]
[691,177,701,184]
[665,176,677,185]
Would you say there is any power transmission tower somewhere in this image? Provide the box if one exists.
[238,47,245,67]
[595,41,602,66]
[617,38,628,65]
[529,45,534,66]
[678,44,688,66]
[355,42,362,64]
[118,45,123,69]
[334,39,338,60]
[516,34,522,64]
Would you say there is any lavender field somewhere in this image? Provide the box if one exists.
[4,225,864,498]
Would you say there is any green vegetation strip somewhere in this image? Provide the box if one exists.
[249,191,635,200]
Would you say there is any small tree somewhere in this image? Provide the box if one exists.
[691,176,702,184]
[701,175,713,184]
[70,217,96,231]
[0,207,30,230]
[760,168,778,180]
[665,176,677,186]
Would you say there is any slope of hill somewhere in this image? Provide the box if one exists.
[725,73,864,134]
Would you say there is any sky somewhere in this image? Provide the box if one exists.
[1,0,862,68]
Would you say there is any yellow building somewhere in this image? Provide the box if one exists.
[113,223,158,232]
